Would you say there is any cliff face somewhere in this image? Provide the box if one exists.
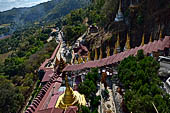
[83,0,170,51]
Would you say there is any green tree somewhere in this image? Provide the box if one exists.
[0,76,24,113]
[78,79,96,99]
[78,68,100,112]
[4,57,25,77]
[118,50,170,113]
[78,105,91,113]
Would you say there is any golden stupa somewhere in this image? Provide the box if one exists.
[55,75,86,109]
[114,42,117,54]
[159,29,163,40]
[106,46,110,57]
[124,33,131,50]
[99,47,103,59]
[114,33,121,54]
[141,33,145,46]
[149,33,152,42]
[116,33,120,49]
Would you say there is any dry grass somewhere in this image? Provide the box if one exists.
[0,51,13,63]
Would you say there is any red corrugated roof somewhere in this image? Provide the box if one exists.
[41,69,54,82]
[65,106,78,113]
[37,108,63,113]
[25,75,62,113]
[47,91,63,109]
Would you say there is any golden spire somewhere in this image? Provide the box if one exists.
[114,42,117,54]
[88,51,91,61]
[149,33,152,42]
[94,48,98,60]
[99,47,102,59]
[116,33,120,49]
[141,33,145,46]
[125,33,131,50]
[159,29,163,40]
[63,75,75,105]
[107,46,110,57]
[114,47,117,54]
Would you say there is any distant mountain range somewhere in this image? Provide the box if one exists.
[0,0,90,25]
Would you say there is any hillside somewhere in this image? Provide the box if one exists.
[61,0,170,51]
[0,0,89,25]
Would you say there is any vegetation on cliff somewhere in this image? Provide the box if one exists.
[61,0,170,48]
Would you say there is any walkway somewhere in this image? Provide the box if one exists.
[98,83,116,113]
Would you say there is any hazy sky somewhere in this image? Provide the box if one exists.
[0,0,51,12]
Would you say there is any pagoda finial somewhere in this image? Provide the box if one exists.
[94,48,98,60]
[141,33,145,46]
[125,33,131,50]
[99,47,102,59]
[107,46,110,57]
[88,51,91,61]
[65,75,69,87]
[114,0,123,22]
[118,0,122,12]
[149,33,152,42]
